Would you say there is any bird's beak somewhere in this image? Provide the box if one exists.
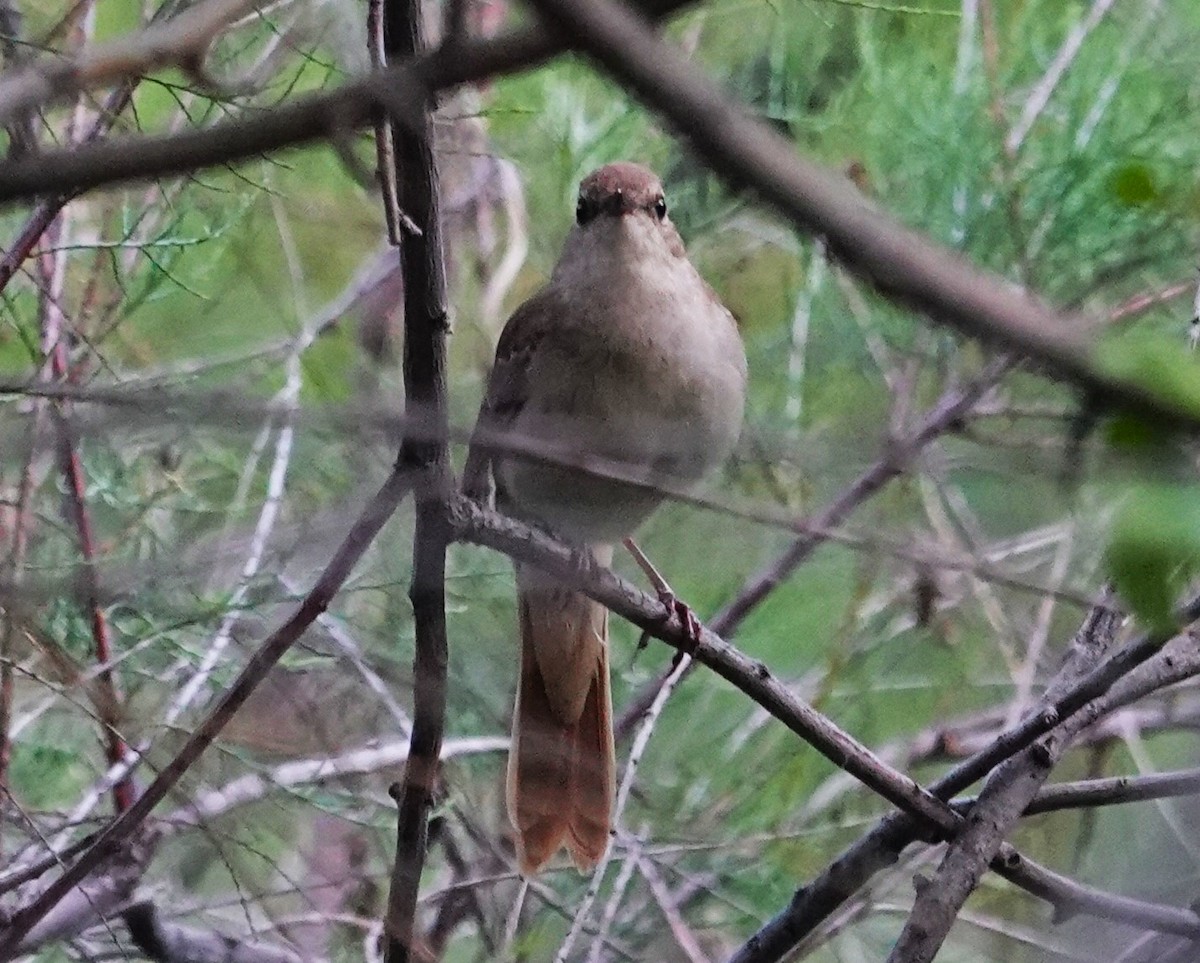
[601,189,634,217]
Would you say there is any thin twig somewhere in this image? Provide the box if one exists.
[579,833,641,963]
[0,0,256,124]
[1005,0,1119,154]
[564,656,692,962]
[164,737,507,833]
[617,356,1010,738]
[637,853,711,963]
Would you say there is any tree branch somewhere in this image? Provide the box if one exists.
[617,356,1010,738]
[1023,766,1200,815]
[0,0,257,125]
[379,0,452,957]
[447,496,1200,948]
[887,598,1120,962]
[729,608,1200,962]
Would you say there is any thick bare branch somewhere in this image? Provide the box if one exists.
[380,0,452,957]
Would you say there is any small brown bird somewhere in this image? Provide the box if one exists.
[465,162,747,874]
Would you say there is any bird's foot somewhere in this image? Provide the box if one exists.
[621,536,703,662]
[658,587,703,662]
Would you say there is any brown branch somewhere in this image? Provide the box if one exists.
[37,215,136,814]
[0,467,416,960]
[446,482,1200,956]
[379,0,452,958]
[887,597,1121,962]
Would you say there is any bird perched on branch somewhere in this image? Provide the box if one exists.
[464,162,747,874]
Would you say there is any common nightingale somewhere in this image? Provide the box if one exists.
[465,162,747,874]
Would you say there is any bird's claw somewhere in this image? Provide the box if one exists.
[658,589,702,661]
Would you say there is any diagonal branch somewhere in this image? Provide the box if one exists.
[617,355,1010,738]
[887,597,1121,962]
[729,598,1200,963]
[448,496,1200,954]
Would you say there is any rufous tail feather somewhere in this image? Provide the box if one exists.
[507,560,615,875]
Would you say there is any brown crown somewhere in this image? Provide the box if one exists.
[578,162,664,215]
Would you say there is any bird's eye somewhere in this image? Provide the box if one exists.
[576,197,592,225]
[653,196,668,220]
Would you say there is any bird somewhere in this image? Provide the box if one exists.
[464,161,747,875]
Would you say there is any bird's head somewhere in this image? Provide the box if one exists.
[559,162,686,270]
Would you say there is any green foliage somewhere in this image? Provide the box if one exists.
[1107,480,1200,637]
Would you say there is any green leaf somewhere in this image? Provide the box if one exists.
[1107,483,1200,636]
[1107,163,1158,207]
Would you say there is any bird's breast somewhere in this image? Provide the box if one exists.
[500,264,746,541]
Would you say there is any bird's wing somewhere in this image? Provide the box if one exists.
[462,290,558,504]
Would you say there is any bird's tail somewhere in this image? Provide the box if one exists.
[508,561,615,875]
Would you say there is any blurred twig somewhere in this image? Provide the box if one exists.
[0,0,256,124]
[637,854,711,963]
[1005,0,1119,155]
